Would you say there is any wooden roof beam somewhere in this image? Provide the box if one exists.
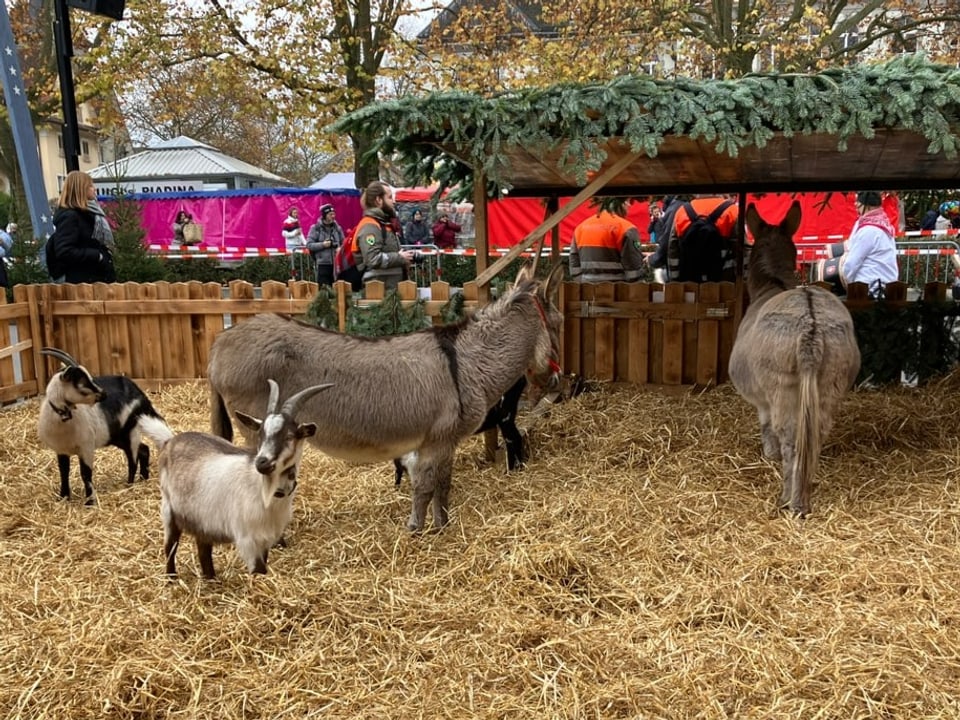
[474,148,644,288]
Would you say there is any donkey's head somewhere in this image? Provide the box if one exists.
[514,263,564,393]
[744,201,802,298]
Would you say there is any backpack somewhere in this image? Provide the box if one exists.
[44,233,65,280]
[333,226,357,278]
[675,200,735,282]
[334,216,384,291]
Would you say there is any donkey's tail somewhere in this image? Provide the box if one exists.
[793,303,824,515]
[210,387,233,442]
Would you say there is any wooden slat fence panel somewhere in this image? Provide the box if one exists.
[102,283,132,377]
[682,282,700,384]
[139,282,164,381]
[661,283,686,385]
[228,280,257,326]
[192,281,226,376]
[561,280,739,387]
[0,294,13,390]
[696,283,721,387]
[717,282,739,385]
[0,290,40,403]
[118,282,142,380]
[622,282,649,384]
[593,282,616,380]
[649,285,665,385]
[560,281,581,377]
[580,283,597,379]
[5,279,951,405]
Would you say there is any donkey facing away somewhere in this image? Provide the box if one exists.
[729,202,861,517]
[208,264,564,532]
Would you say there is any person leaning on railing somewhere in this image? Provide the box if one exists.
[840,191,899,298]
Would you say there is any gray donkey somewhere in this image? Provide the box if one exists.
[208,264,564,531]
[730,201,860,517]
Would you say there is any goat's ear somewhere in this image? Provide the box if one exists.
[296,422,317,439]
[235,411,262,433]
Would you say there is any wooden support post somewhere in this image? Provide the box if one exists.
[473,170,490,304]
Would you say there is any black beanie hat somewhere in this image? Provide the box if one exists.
[856,191,882,207]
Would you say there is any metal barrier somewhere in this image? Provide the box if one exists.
[796,238,960,289]
[896,240,960,287]
[402,244,443,286]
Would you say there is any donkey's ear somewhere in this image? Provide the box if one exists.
[544,262,563,305]
[744,204,765,241]
[782,200,802,238]
[515,262,534,285]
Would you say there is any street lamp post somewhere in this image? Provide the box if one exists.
[55,0,126,174]
[54,0,81,173]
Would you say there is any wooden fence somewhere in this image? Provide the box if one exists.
[0,279,479,404]
[1,278,954,405]
[561,280,955,386]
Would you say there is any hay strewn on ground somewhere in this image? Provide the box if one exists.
[2,375,960,719]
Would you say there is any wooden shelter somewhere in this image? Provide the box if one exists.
[332,56,960,386]
[333,56,960,285]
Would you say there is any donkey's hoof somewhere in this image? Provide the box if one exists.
[406,519,425,533]
[776,502,808,519]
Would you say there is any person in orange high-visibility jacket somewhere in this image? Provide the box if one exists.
[569,205,646,283]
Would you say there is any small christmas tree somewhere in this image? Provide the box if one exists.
[346,289,430,336]
[106,196,166,282]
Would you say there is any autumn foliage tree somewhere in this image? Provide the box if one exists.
[415,0,960,87]
[6,0,960,198]
[85,0,427,188]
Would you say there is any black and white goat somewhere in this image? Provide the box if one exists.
[38,347,173,505]
[159,379,332,579]
[393,376,528,486]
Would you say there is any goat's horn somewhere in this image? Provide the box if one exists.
[266,379,281,415]
[40,347,78,367]
[281,383,334,417]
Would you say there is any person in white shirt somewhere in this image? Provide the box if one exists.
[841,191,899,297]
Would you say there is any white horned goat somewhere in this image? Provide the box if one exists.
[38,347,173,505]
[159,378,332,579]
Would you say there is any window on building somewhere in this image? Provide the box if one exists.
[81,140,90,162]
[57,134,64,158]
[892,16,918,54]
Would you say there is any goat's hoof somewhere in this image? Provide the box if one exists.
[84,496,98,507]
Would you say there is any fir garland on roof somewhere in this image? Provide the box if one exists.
[330,56,960,197]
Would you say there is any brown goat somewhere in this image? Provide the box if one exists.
[207,264,563,532]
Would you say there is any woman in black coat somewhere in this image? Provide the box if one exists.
[48,170,116,283]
